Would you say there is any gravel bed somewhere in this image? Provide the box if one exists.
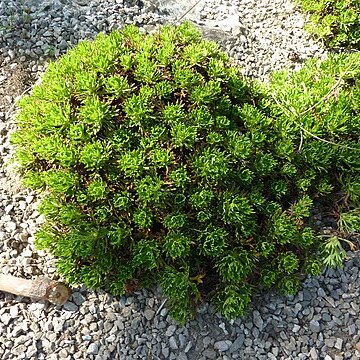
[0,0,359,359]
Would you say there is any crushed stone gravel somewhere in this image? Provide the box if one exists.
[0,0,359,359]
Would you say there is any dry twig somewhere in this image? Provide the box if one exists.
[0,274,71,305]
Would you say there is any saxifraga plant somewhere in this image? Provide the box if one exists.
[298,0,360,49]
[11,22,360,322]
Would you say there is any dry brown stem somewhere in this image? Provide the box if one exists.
[0,274,71,305]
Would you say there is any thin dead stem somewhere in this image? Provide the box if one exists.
[5,85,33,120]
[176,0,203,24]
[271,57,360,152]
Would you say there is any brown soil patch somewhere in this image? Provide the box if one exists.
[0,55,32,113]
[0,55,35,194]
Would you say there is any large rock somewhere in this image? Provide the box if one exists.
[142,0,246,43]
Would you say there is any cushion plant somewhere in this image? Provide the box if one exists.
[298,0,360,49]
[11,22,360,322]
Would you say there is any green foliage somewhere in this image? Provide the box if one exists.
[113,191,132,210]
[214,285,252,319]
[12,22,360,322]
[260,267,279,288]
[216,250,255,281]
[200,225,228,256]
[193,148,230,181]
[163,232,191,259]
[169,167,189,188]
[163,213,187,230]
[132,239,160,270]
[87,177,108,201]
[161,267,200,323]
[338,209,360,233]
[278,275,301,295]
[277,252,300,274]
[298,0,360,49]
[320,236,348,268]
[133,208,153,229]
[80,142,109,170]
[304,258,323,276]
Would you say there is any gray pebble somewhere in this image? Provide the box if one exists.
[348,324,356,335]
[214,340,232,352]
[325,338,335,348]
[72,292,86,306]
[178,353,188,360]
[184,341,192,353]
[87,343,99,355]
[203,348,217,359]
[166,324,177,337]
[59,349,68,358]
[179,333,186,348]
[0,313,11,325]
[309,348,318,360]
[9,305,19,318]
[335,338,343,350]
[169,336,178,350]
[162,347,170,358]
[63,301,79,312]
[144,309,155,321]
[230,334,245,353]
[12,344,27,355]
[131,317,141,329]
[309,319,321,333]
[253,310,264,330]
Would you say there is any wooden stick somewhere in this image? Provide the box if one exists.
[0,274,71,305]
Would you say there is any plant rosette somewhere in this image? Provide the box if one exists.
[11,22,360,322]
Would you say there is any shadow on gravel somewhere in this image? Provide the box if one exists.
[0,0,145,61]
[0,0,250,66]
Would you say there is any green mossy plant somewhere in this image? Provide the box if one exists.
[298,0,360,49]
[11,22,360,322]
